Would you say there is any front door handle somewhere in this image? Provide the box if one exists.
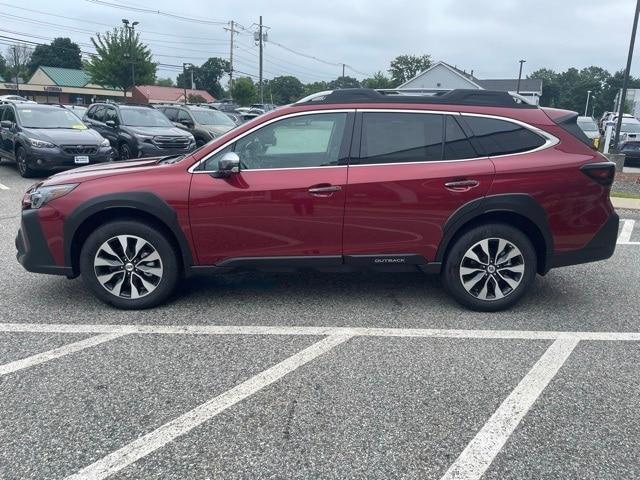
[308,184,342,197]
[444,179,480,191]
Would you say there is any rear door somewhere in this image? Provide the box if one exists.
[342,110,495,264]
[189,110,354,266]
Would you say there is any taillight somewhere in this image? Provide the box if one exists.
[580,162,615,187]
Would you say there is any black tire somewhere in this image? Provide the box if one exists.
[79,220,179,309]
[442,223,537,312]
[119,142,133,160]
[16,146,38,178]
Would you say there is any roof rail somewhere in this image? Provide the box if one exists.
[294,88,536,109]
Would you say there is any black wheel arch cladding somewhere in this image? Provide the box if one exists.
[436,193,553,270]
[64,191,193,274]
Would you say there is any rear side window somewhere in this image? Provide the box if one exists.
[360,112,443,164]
[463,116,545,156]
[444,115,477,160]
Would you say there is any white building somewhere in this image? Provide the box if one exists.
[397,61,543,105]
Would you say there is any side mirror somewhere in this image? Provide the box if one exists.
[211,152,240,178]
[0,120,14,129]
[105,120,117,128]
[180,119,194,127]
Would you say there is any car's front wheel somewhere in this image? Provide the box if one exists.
[79,221,179,309]
[442,223,537,311]
[119,142,133,160]
[16,145,38,178]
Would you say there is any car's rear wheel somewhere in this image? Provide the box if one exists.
[16,146,38,178]
[79,221,179,309]
[442,223,537,311]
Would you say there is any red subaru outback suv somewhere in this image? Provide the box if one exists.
[16,89,618,311]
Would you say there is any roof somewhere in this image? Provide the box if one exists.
[476,78,543,93]
[398,61,484,90]
[39,66,92,87]
[132,85,215,103]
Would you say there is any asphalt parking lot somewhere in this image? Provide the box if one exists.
[1,161,639,479]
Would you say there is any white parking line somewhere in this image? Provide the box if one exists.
[618,219,639,245]
[439,338,579,480]
[65,334,352,480]
[0,332,127,376]
[0,322,639,341]
[0,182,9,190]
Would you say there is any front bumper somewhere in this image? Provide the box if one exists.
[27,146,114,171]
[15,209,73,276]
[549,212,620,269]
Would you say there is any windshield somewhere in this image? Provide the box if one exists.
[621,123,640,133]
[578,120,598,132]
[120,107,173,127]
[17,108,87,129]
[191,109,235,126]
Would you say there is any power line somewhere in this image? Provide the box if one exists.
[85,0,228,25]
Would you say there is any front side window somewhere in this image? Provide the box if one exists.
[233,113,347,170]
[3,107,16,123]
[178,110,192,123]
[163,108,178,122]
[92,106,105,122]
[120,107,173,127]
[463,116,545,156]
[360,112,444,164]
[104,107,118,123]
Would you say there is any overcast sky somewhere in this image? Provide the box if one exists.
[2,0,638,84]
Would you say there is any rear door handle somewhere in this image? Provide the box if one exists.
[308,184,342,196]
[444,179,480,191]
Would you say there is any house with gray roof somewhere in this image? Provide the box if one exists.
[397,61,543,105]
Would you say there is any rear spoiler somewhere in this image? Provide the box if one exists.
[541,108,593,147]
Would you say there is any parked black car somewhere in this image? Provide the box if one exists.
[156,104,236,147]
[620,141,640,167]
[0,102,112,178]
[83,103,195,160]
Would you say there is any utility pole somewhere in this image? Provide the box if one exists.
[12,47,19,94]
[614,0,640,150]
[584,90,592,117]
[342,63,345,78]
[122,19,139,99]
[226,20,235,98]
[259,16,264,103]
[182,63,193,104]
[516,59,526,94]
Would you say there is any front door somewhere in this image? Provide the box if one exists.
[189,111,353,266]
[343,111,495,263]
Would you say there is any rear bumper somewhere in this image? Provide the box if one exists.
[15,209,73,276]
[548,213,619,269]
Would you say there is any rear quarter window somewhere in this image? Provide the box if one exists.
[462,116,546,156]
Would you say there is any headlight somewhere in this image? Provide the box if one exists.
[29,138,56,148]
[100,138,110,147]
[136,135,154,143]
[23,183,78,210]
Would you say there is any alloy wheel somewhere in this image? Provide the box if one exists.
[459,237,525,301]
[93,235,163,299]
[17,150,27,175]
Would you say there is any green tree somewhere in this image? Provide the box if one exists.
[231,77,257,106]
[6,44,32,82]
[529,68,561,107]
[0,52,9,80]
[177,57,229,99]
[361,71,394,89]
[302,81,329,97]
[155,77,174,87]
[388,54,432,86]
[268,75,304,104]
[328,76,360,89]
[27,37,82,76]
[84,27,156,95]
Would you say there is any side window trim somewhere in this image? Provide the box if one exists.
[189,109,356,173]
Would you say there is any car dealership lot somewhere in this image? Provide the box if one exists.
[1,163,639,479]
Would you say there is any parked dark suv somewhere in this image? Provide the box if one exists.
[0,102,112,177]
[156,104,236,147]
[16,89,618,311]
[83,103,195,160]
